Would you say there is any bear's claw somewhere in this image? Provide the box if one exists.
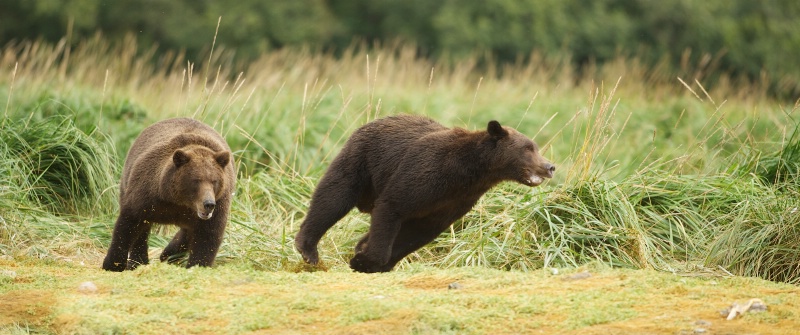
[299,249,319,265]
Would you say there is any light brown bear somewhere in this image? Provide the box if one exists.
[295,115,554,273]
[102,118,235,271]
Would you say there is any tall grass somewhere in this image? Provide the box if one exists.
[706,185,800,284]
[704,115,800,284]
[2,36,800,283]
[0,115,118,260]
[755,115,800,187]
[1,116,117,215]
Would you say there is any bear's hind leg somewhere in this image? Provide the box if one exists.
[295,168,364,265]
[380,219,452,272]
[349,206,402,273]
[160,228,190,264]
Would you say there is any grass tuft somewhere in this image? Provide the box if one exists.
[706,183,800,284]
[0,116,118,216]
[756,118,800,187]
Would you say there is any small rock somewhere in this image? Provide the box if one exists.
[549,268,559,275]
[723,298,767,320]
[78,281,98,294]
[448,282,463,290]
[748,300,768,313]
[694,327,707,334]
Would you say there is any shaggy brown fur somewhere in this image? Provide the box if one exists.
[102,118,235,272]
[295,115,555,273]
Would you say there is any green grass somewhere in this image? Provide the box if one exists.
[3,258,800,334]
[1,36,800,333]
[0,116,117,216]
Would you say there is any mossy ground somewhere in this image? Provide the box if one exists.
[2,256,798,334]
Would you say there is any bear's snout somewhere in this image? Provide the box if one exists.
[203,200,216,212]
[196,194,216,220]
[544,163,556,178]
[521,160,555,187]
[194,183,217,220]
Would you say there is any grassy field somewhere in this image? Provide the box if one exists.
[3,258,800,334]
[1,36,800,333]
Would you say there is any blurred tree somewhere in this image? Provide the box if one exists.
[97,0,207,53]
[95,0,337,61]
[0,0,100,43]
[0,0,798,97]
[433,0,637,63]
[328,0,443,55]
[209,0,339,56]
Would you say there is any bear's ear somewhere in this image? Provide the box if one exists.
[487,120,508,139]
[214,151,231,168]
[173,150,191,167]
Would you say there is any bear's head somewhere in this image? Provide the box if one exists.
[487,120,555,187]
[170,146,232,220]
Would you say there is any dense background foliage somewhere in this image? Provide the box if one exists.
[2,0,799,98]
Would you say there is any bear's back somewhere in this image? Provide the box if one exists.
[121,118,231,193]
[349,115,446,174]
[353,115,445,152]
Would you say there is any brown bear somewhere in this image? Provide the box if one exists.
[295,114,555,273]
[102,118,236,272]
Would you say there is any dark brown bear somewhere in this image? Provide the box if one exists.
[295,115,555,273]
[102,118,236,272]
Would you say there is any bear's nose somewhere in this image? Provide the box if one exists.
[203,200,216,212]
[545,163,556,176]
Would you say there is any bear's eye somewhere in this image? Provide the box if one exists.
[524,143,535,152]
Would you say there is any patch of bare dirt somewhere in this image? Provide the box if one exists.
[0,290,55,329]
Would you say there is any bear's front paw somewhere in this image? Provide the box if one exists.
[102,258,126,272]
[349,253,389,273]
[295,239,320,265]
[301,251,320,265]
[160,251,187,265]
